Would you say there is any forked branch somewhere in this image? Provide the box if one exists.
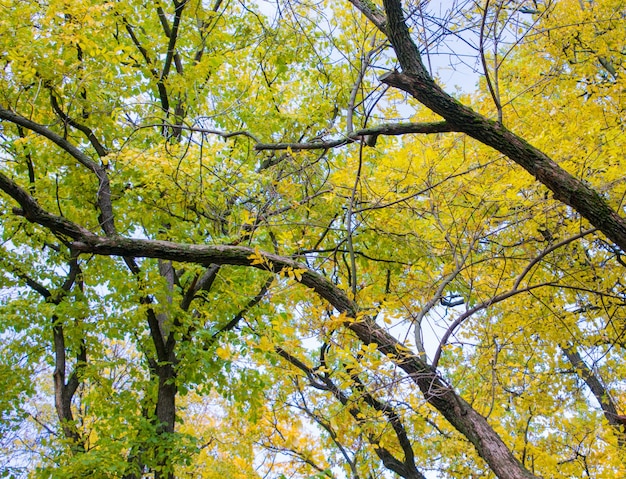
[0,171,539,479]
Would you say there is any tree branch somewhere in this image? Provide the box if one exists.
[180,264,220,311]
[48,89,109,157]
[207,275,274,345]
[279,346,425,479]
[0,106,116,235]
[347,0,388,32]
[561,346,625,440]
[374,31,626,252]
[433,281,558,369]
[160,0,186,80]
[350,375,420,475]
[122,18,170,113]
[254,121,455,151]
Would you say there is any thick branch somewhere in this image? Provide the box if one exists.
[254,121,455,151]
[363,0,626,252]
[180,264,220,311]
[562,346,625,438]
[381,0,429,77]
[20,258,86,450]
[380,69,626,251]
[160,1,185,79]
[188,127,261,143]
[351,375,419,474]
[347,0,387,32]
[0,171,97,240]
[64,233,535,478]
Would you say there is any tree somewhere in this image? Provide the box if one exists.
[0,0,624,478]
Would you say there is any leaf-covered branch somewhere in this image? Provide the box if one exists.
[561,346,625,438]
[48,89,109,158]
[276,346,426,479]
[2,0,625,476]
[0,171,537,478]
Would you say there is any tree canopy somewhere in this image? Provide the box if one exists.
[0,0,625,478]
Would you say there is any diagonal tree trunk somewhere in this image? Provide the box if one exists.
[347,0,626,252]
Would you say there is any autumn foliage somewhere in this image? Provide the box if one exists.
[0,1,625,478]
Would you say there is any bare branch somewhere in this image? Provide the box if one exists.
[347,37,384,135]
[188,126,262,143]
[512,229,596,290]
[479,0,503,123]
[254,121,455,151]
[432,282,557,369]
[561,346,624,439]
